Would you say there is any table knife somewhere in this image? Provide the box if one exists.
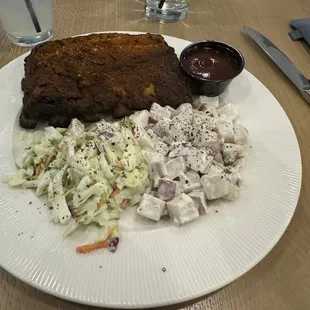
[243,26,310,104]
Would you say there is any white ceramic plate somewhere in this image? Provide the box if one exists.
[0,32,302,308]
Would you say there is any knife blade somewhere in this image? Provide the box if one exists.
[243,26,310,104]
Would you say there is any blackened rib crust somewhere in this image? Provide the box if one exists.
[20,33,192,128]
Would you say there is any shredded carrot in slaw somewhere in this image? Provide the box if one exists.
[107,225,118,237]
[97,200,105,208]
[116,160,123,168]
[45,154,54,166]
[109,188,120,198]
[34,164,40,176]
[76,225,119,254]
[120,199,128,209]
[76,240,109,254]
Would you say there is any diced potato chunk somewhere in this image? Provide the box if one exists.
[223,183,239,201]
[135,127,154,150]
[154,141,169,155]
[234,124,249,145]
[167,119,191,142]
[173,180,184,196]
[224,166,242,185]
[152,118,171,138]
[178,171,202,193]
[193,95,219,109]
[201,165,229,200]
[129,110,150,128]
[213,152,224,165]
[137,194,166,221]
[218,103,239,121]
[192,111,217,129]
[150,102,171,121]
[167,193,199,225]
[162,135,174,145]
[222,143,244,166]
[164,105,175,115]
[198,105,219,119]
[184,147,213,174]
[191,122,221,152]
[217,116,234,143]
[188,190,208,213]
[173,103,193,124]
[146,129,161,146]
[157,179,178,201]
[168,142,191,158]
[166,157,186,180]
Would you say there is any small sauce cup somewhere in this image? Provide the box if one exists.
[180,41,245,96]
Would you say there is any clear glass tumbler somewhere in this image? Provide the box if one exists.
[0,0,53,47]
[145,0,190,23]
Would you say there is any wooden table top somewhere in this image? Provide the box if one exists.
[1,0,310,309]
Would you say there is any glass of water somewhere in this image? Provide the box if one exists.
[145,0,190,23]
[0,0,53,47]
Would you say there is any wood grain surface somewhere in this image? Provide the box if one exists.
[1,0,310,309]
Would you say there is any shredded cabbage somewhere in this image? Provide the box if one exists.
[4,118,149,244]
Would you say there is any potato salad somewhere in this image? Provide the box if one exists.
[130,96,248,225]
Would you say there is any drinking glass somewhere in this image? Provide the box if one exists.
[145,0,190,23]
[0,0,53,46]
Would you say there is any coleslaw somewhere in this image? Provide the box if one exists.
[4,117,149,252]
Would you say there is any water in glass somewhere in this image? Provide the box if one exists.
[0,0,53,46]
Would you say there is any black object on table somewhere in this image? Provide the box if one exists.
[289,18,310,47]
